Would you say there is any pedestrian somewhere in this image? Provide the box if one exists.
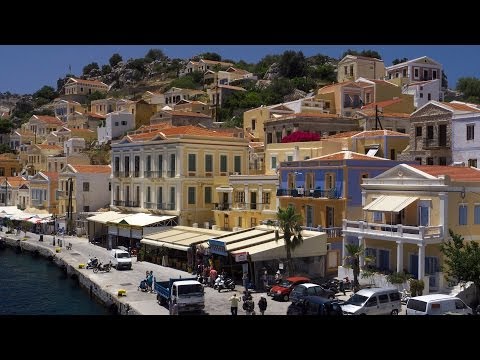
[229,293,240,315]
[146,271,153,292]
[242,272,249,290]
[261,269,268,291]
[149,271,154,293]
[258,295,267,315]
[243,297,255,315]
[209,267,217,287]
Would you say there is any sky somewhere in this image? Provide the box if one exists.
[1,45,480,94]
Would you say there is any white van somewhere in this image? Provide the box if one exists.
[406,294,472,315]
[340,287,402,315]
[110,248,132,270]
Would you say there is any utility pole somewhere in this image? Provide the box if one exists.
[66,178,73,234]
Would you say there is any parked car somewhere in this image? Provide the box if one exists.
[287,296,343,316]
[406,294,473,315]
[268,276,310,301]
[290,283,336,304]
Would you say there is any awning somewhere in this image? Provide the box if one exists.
[109,214,176,227]
[215,186,233,193]
[87,211,125,224]
[363,195,418,213]
[140,239,190,251]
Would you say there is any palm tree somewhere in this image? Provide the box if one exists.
[275,206,303,276]
[344,243,367,292]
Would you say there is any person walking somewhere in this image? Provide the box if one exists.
[242,272,249,291]
[229,293,240,315]
[258,295,267,315]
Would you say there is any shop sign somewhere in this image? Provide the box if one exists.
[208,239,227,256]
[235,252,248,262]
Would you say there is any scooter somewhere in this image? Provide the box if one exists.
[217,276,235,292]
[93,261,112,273]
[86,257,99,269]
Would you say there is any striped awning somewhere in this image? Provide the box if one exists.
[363,195,418,213]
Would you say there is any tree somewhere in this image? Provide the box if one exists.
[457,77,480,99]
[275,206,303,276]
[82,62,99,76]
[145,48,166,62]
[0,144,15,154]
[392,57,408,65]
[101,64,112,75]
[254,54,281,78]
[278,50,307,78]
[341,49,382,60]
[440,229,480,286]
[86,91,107,104]
[344,243,367,292]
[109,53,123,67]
[0,118,14,134]
[198,52,222,61]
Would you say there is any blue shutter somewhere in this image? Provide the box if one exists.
[459,205,468,225]
[475,205,480,224]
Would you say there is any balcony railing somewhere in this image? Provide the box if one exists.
[276,188,339,199]
[302,226,343,238]
[167,170,176,178]
[133,171,140,178]
[112,200,139,207]
[423,137,448,149]
[342,219,444,244]
[144,171,163,178]
[113,171,131,178]
[214,203,231,211]
[232,202,270,210]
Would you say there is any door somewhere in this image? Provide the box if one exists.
[378,250,389,271]
[222,193,229,209]
[306,205,313,227]
[326,206,334,228]
[410,254,418,278]
[223,214,229,230]
[364,296,381,315]
[439,124,447,147]
[250,192,257,210]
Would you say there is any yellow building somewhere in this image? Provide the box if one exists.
[64,78,109,96]
[337,55,385,83]
[110,125,249,227]
[212,174,278,231]
[116,99,157,129]
[66,112,106,130]
[342,164,480,293]
[24,144,63,174]
[28,171,59,214]
[173,99,210,116]
[0,153,22,177]
[243,104,294,142]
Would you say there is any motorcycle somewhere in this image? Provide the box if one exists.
[338,276,352,295]
[401,289,411,304]
[217,276,235,292]
[86,256,99,269]
[93,261,112,273]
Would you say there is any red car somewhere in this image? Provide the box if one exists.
[268,276,310,301]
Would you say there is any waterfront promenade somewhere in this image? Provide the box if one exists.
[0,230,294,315]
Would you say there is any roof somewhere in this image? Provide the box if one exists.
[411,165,480,182]
[200,59,234,66]
[108,214,176,227]
[36,144,63,150]
[159,125,235,138]
[5,177,28,187]
[70,165,111,174]
[67,77,108,87]
[363,195,418,212]
[167,110,211,118]
[358,110,411,118]
[339,54,383,62]
[217,84,246,91]
[441,102,480,112]
[408,294,457,302]
[87,211,128,224]
[326,131,362,138]
[40,172,59,181]
[85,112,106,119]
[33,115,63,125]
[308,151,388,161]
[351,130,409,138]
[276,112,338,120]
[361,98,403,110]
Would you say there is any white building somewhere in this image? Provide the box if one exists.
[58,164,112,214]
[402,79,442,108]
[64,137,86,156]
[97,111,135,145]
[385,56,443,92]
[451,103,480,167]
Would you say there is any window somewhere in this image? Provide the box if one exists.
[432,70,437,79]
[234,156,241,174]
[459,204,468,225]
[474,205,480,225]
[115,122,119,126]
[366,93,371,103]
[344,66,348,75]
[426,157,434,165]
[271,156,277,170]
[238,217,242,227]
[188,154,196,172]
[188,187,196,205]
[325,173,334,190]
[439,157,447,166]
[360,173,369,185]
[220,155,227,173]
[276,131,282,143]
[402,68,407,77]
[469,159,478,168]
[366,297,378,307]
[427,93,431,101]
[419,93,423,98]
[389,292,400,301]
[419,205,429,226]
[267,133,273,144]
[0,168,4,176]
[205,154,213,172]
[146,187,151,203]
[414,68,419,78]
[416,127,422,137]
[467,124,475,140]
[83,182,89,191]
[251,119,256,130]
[415,157,422,164]
[390,149,396,160]
[121,121,127,126]
[234,191,245,203]
[349,65,354,77]
[427,126,434,139]
[146,155,151,172]
[204,187,212,204]
[83,206,90,212]
[134,156,140,177]
[379,294,389,304]
[287,155,293,162]
[395,72,399,78]
[124,156,130,176]
[158,155,163,174]
[373,211,382,222]
[262,192,270,205]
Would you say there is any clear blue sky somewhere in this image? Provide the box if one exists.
[1,45,479,94]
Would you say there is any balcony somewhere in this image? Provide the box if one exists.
[276,188,340,199]
[214,203,231,211]
[31,199,44,208]
[144,171,163,178]
[232,202,267,211]
[423,137,448,149]
[133,171,140,178]
[302,226,343,238]
[342,219,444,245]
[112,171,131,178]
[167,170,176,178]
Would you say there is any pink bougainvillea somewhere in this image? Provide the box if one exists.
[281,131,320,143]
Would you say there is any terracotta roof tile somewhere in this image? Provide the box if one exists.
[411,165,480,182]
[351,130,409,138]
[160,126,235,138]
[70,165,111,174]
[441,102,480,112]
[5,176,28,187]
[276,112,338,120]
[325,131,362,138]
[41,172,59,181]
[36,144,63,150]
[68,78,108,87]
[217,84,246,91]
[85,112,106,119]
[361,98,403,110]
[360,110,411,118]
[167,110,211,118]
[200,59,234,66]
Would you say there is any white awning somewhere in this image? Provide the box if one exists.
[109,214,176,227]
[366,147,379,157]
[87,211,125,224]
[216,186,233,193]
[140,239,190,251]
[363,195,418,213]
